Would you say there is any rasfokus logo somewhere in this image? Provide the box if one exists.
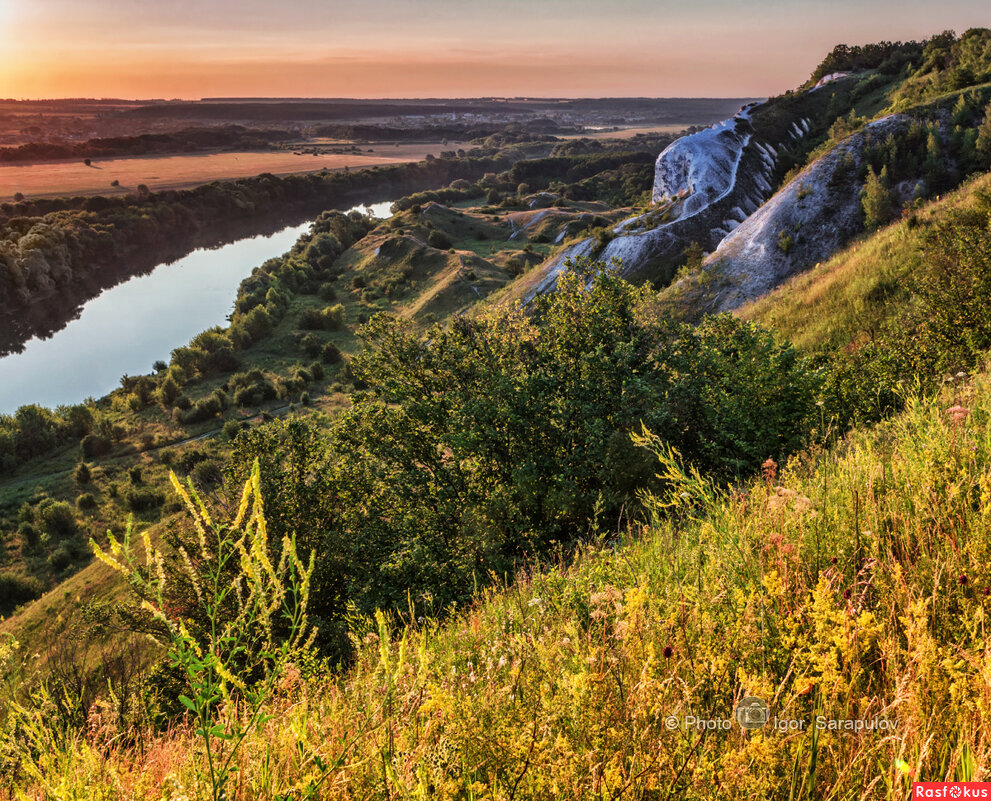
[914,783,991,798]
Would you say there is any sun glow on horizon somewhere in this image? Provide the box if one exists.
[2,0,990,99]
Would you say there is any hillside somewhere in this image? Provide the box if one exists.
[0,144,656,621]
[4,357,989,797]
[515,30,991,312]
[739,170,991,353]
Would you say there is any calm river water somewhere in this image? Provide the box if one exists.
[0,201,391,414]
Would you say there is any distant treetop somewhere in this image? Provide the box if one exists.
[809,39,926,84]
[809,29,991,103]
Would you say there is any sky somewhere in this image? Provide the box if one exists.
[0,0,988,99]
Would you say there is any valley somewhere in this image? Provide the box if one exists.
[2,27,991,800]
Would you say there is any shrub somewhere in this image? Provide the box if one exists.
[299,304,344,331]
[18,522,39,551]
[183,395,223,423]
[49,544,75,571]
[230,371,277,408]
[318,283,337,301]
[427,230,452,250]
[861,165,896,229]
[223,420,242,440]
[321,342,342,364]
[299,308,325,330]
[191,460,223,488]
[76,493,98,511]
[0,573,43,615]
[80,434,111,459]
[300,333,323,357]
[37,499,77,540]
[323,304,345,331]
[124,487,165,512]
[74,462,91,484]
[777,230,795,254]
[230,261,819,634]
[229,306,273,349]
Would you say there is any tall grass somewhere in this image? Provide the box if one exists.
[740,171,991,353]
[3,371,991,798]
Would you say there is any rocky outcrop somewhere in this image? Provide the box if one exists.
[664,114,914,315]
[524,103,809,299]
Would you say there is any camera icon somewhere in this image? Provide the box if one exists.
[734,696,770,730]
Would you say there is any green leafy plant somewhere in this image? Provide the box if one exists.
[92,461,315,801]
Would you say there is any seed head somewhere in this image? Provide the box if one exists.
[762,458,778,483]
[946,405,970,424]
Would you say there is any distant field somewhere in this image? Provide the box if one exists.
[0,143,443,200]
[557,124,694,140]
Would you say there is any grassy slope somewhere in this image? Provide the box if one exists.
[739,171,991,353]
[10,353,991,798]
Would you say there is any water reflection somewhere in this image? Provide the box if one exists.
[0,223,310,414]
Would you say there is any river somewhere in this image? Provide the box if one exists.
[0,201,392,414]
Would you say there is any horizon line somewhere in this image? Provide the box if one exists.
[1,95,769,104]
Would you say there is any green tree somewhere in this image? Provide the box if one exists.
[232,262,819,636]
[976,103,991,166]
[861,165,896,230]
[73,462,91,484]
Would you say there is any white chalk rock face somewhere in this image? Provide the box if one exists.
[669,114,916,315]
[652,113,753,218]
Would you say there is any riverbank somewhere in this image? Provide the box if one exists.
[0,144,548,348]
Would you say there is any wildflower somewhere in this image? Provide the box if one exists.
[843,588,852,600]
[278,662,302,693]
[831,557,838,565]
[958,574,968,586]
[766,486,814,514]
[946,405,970,424]
[663,645,674,659]
[762,458,778,484]
[983,587,990,597]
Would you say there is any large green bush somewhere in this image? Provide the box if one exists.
[229,262,819,654]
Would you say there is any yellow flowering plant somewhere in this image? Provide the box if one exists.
[92,460,315,801]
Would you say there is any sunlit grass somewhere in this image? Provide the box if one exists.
[4,363,991,797]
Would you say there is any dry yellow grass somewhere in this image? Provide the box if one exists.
[739,171,991,353]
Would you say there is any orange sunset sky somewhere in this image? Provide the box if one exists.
[1,0,989,99]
